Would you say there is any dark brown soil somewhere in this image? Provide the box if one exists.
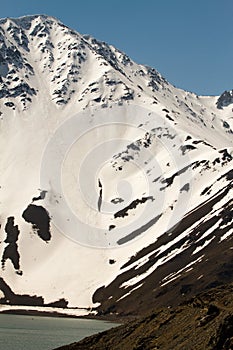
[54,282,233,350]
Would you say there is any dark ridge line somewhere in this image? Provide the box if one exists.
[114,196,154,219]
[161,158,231,192]
[144,199,233,278]
[201,168,233,196]
[120,182,232,269]
[192,139,216,150]
[116,213,221,295]
[161,163,193,188]
[93,200,233,315]
[0,277,44,306]
[117,214,162,245]
[0,277,68,308]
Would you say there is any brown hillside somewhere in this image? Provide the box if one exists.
[54,283,233,350]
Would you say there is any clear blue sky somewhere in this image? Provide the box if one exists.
[1,0,232,95]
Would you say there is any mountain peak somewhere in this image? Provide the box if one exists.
[0,14,59,24]
[216,89,233,109]
[0,15,169,111]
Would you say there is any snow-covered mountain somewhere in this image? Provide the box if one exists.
[0,15,232,316]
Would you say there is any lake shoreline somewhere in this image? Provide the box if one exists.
[0,312,119,350]
[0,308,132,323]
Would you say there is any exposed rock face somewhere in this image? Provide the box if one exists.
[216,90,233,109]
[22,204,51,242]
[1,217,20,273]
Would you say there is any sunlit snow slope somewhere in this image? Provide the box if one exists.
[0,15,232,316]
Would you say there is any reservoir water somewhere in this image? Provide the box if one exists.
[0,313,117,350]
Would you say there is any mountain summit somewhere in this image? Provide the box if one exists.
[0,15,232,316]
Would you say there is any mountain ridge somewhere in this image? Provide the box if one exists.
[0,15,232,318]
